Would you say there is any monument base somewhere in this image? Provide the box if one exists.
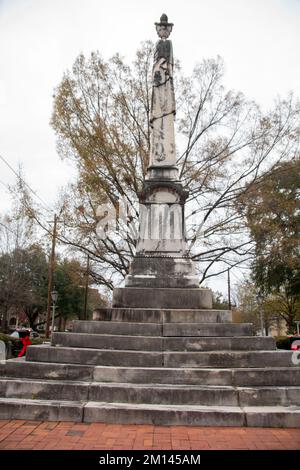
[112,287,213,309]
[125,256,199,288]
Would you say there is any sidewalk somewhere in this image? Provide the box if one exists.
[0,420,299,450]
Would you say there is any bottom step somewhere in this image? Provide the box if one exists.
[0,397,84,422]
[84,402,300,427]
[0,398,300,427]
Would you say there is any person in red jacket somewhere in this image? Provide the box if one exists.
[18,333,32,357]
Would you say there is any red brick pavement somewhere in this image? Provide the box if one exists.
[0,420,299,450]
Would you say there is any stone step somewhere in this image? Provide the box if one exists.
[90,308,232,323]
[163,350,295,368]
[0,397,83,421]
[88,383,300,407]
[52,332,162,351]
[93,366,230,385]
[164,336,275,351]
[84,402,300,427]
[0,378,89,401]
[232,368,300,387]
[1,379,299,407]
[73,321,162,336]
[52,332,275,351]
[2,362,300,387]
[0,397,299,427]
[26,345,295,368]
[0,361,233,385]
[90,383,238,406]
[93,366,300,386]
[237,386,300,407]
[26,345,163,367]
[0,359,94,381]
[163,323,253,336]
[72,321,252,337]
[0,379,236,406]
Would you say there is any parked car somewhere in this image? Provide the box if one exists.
[29,331,40,339]
[290,336,300,351]
[10,329,40,339]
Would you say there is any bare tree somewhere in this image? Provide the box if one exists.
[17,43,300,289]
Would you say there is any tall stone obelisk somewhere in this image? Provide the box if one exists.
[113,14,212,309]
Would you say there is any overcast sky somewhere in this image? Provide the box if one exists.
[0,0,299,293]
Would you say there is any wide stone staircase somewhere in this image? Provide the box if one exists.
[0,308,300,427]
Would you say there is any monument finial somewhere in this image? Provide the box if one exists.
[155,13,173,39]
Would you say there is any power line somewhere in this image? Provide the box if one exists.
[0,154,53,213]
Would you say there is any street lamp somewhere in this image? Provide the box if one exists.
[257,293,264,336]
[51,289,58,334]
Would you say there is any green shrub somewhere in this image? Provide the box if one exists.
[275,336,291,350]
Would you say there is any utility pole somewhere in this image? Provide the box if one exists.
[227,268,231,310]
[83,254,90,320]
[45,214,58,339]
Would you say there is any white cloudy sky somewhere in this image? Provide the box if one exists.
[0,0,299,293]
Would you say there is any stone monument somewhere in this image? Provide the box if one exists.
[113,14,212,309]
[0,14,298,429]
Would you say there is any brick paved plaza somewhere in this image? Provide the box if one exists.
[0,420,299,450]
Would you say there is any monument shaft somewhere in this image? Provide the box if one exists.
[112,14,212,307]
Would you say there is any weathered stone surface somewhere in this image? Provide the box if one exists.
[1,396,299,427]
[83,402,245,426]
[51,332,275,352]
[88,383,238,406]
[238,387,300,407]
[90,308,232,324]
[163,336,275,351]
[26,345,163,367]
[125,257,199,288]
[74,319,162,335]
[163,351,295,369]
[92,366,300,387]
[113,287,213,309]
[52,332,163,351]
[0,378,89,401]
[1,337,299,427]
[244,406,300,427]
[0,397,83,422]
[162,310,232,323]
[232,368,300,387]
[0,360,94,381]
[26,345,294,369]
[84,402,300,427]
[149,30,176,167]
[145,165,179,181]
[93,366,232,385]
[163,323,253,336]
